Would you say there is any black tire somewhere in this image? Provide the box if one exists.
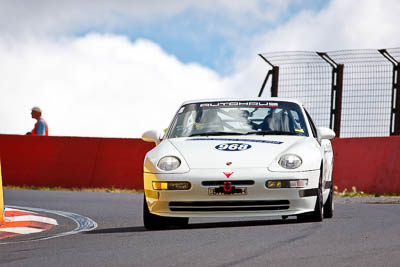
[310,186,324,222]
[323,183,334,218]
[297,169,324,223]
[169,217,189,228]
[143,196,188,230]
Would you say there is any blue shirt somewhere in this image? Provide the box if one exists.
[33,118,48,135]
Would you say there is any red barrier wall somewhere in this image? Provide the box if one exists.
[0,134,399,193]
[331,136,400,194]
[0,134,154,189]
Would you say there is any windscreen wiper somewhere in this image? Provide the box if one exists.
[246,130,298,136]
[189,131,248,137]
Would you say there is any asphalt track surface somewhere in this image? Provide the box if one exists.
[1,189,400,267]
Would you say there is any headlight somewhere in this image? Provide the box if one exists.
[157,156,181,171]
[279,154,302,169]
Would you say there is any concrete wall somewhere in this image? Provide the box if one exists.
[331,136,400,194]
[0,134,154,189]
[0,134,399,193]
[0,160,4,224]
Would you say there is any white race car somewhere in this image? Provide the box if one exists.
[142,98,335,230]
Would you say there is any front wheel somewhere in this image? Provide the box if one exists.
[297,170,324,222]
[143,196,188,230]
[311,186,324,221]
[323,183,334,218]
[297,186,323,222]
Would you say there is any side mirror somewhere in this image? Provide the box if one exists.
[142,130,160,145]
[317,127,336,140]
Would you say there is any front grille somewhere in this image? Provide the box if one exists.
[169,200,290,212]
[201,180,255,186]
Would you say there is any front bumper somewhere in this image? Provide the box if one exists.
[144,168,320,218]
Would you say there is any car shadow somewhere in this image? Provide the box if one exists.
[85,218,299,234]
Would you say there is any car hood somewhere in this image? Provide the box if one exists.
[168,136,307,169]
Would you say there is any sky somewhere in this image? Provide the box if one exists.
[0,0,399,138]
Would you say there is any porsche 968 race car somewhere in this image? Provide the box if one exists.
[142,98,335,230]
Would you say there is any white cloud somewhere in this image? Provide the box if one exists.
[1,0,400,138]
[249,0,400,53]
[229,0,400,98]
[0,34,229,137]
[0,0,294,38]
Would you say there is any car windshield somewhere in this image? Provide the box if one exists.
[167,101,309,138]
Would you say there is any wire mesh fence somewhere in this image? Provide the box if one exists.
[340,63,392,137]
[261,51,333,129]
[259,48,400,138]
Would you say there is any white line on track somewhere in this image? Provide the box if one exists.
[6,215,58,225]
[0,227,45,234]
[0,205,98,245]
[5,207,38,214]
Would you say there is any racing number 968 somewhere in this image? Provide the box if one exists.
[215,143,251,151]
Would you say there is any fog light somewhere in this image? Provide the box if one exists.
[152,181,191,190]
[267,179,308,189]
[289,180,308,188]
[153,182,168,190]
[267,181,282,188]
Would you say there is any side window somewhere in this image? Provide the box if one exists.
[304,109,318,138]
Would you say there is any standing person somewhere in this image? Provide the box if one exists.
[26,106,48,136]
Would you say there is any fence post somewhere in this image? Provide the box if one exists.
[334,64,344,136]
[258,54,279,97]
[379,49,400,135]
[394,65,400,135]
[271,66,279,97]
[317,52,344,137]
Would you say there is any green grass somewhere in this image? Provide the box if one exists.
[333,186,400,198]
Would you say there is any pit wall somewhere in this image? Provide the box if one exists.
[0,134,154,189]
[0,134,399,194]
[331,136,400,194]
[0,160,4,224]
